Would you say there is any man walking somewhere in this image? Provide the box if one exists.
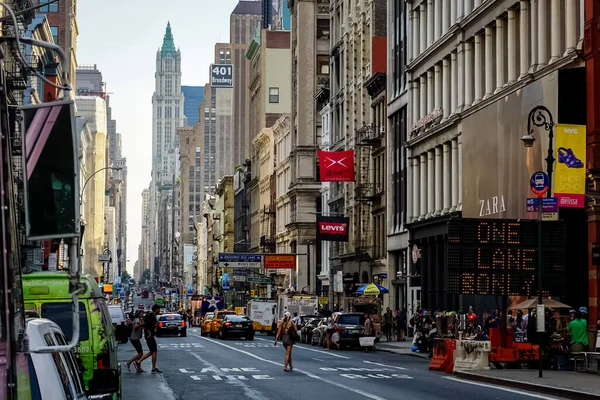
[138,304,162,373]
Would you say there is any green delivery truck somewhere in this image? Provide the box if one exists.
[22,271,121,399]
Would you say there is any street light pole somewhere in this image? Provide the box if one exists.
[523,105,555,379]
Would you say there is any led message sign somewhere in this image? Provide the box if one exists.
[446,219,566,296]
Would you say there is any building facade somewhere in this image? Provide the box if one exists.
[181,85,204,126]
[405,0,586,312]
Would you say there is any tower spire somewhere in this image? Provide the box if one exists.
[161,22,176,56]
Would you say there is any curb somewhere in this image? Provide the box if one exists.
[454,371,600,400]
[376,347,430,359]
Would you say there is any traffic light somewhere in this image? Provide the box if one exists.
[250,290,255,298]
[99,275,105,287]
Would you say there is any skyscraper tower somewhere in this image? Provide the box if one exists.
[148,22,186,283]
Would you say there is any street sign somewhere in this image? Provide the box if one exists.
[233,275,246,282]
[247,277,271,284]
[530,171,549,197]
[98,254,110,262]
[526,197,558,212]
[218,253,262,269]
[263,254,296,269]
[210,64,233,88]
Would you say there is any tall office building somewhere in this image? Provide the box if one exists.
[230,1,263,167]
[182,86,204,126]
[149,22,186,283]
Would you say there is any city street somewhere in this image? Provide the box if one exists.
[118,326,564,400]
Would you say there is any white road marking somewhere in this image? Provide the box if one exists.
[363,360,407,370]
[193,334,388,400]
[188,351,267,400]
[442,377,562,400]
[179,368,194,373]
[255,337,350,359]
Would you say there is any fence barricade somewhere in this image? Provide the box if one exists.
[453,340,491,371]
[429,338,457,373]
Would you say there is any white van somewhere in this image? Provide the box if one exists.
[26,318,110,400]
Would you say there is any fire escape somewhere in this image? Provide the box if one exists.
[260,204,276,253]
[354,124,384,264]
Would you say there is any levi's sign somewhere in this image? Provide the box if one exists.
[316,216,350,242]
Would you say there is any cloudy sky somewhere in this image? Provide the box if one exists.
[77,0,241,268]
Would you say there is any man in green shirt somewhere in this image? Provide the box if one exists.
[567,311,588,353]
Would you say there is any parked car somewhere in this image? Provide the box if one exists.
[107,305,130,344]
[300,318,322,344]
[156,313,187,337]
[219,315,254,340]
[333,312,365,348]
[311,319,329,347]
[22,271,121,399]
[26,318,113,400]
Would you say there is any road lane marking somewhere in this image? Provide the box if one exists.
[363,360,407,370]
[442,377,562,399]
[255,337,350,359]
[188,351,268,400]
[193,334,388,400]
[179,368,194,373]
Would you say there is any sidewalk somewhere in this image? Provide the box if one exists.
[454,369,600,400]
[375,337,429,359]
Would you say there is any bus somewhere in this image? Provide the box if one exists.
[142,289,150,299]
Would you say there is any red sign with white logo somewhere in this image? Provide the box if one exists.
[316,216,350,242]
[318,150,355,182]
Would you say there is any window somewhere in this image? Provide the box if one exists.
[393,0,407,95]
[269,87,279,103]
[50,26,59,45]
[40,0,58,12]
[40,302,89,341]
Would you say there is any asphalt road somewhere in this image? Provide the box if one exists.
[118,304,565,400]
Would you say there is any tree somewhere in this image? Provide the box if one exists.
[139,268,151,286]
[121,270,132,286]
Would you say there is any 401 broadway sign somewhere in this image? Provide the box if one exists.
[316,216,350,242]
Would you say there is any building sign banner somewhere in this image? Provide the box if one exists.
[318,150,355,182]
[316,216,350,242]
[218,253,262,268]
[555,124,586,208]
[210,64,233,88]
[264,254,296,269]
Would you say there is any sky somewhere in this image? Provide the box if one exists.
[77,0,242,268]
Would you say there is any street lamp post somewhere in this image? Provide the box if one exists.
[522,105,555,379]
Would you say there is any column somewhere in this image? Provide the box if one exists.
[427,70,434,113]
[442,0,449,33]
[435,0,442,40]
[434,146,443,216]
[409,10,415,62]
[519,1,530,79]
[419,153,427,219]
[565,0,577,54]
[474,33,483,104]
[451,139,458,212]
[442,58,450,119]
[537,0,547,67]
[579,0,584,43]
[420,4,427,54]
[450,52,458,114]
[457,0,463,21]
[427,150,434,217]
[464,0,472,16]
[450,0,457,25]
[495,18,505,92]
[507,9,517,83]
[434,64,442,112]
[464,41,473,107]
[530,0,538,70]
[443,142,451,214]
[474,0,481,8]
[457,44,465,111]
[419,75,427,118]
[413,9,421,61]
[484,27,494,98]
[427,0,434,46]
[549,0,561,63]
[412,80,420,125]
[412,157,420,221]
[458,139,463,210]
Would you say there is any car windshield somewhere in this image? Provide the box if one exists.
[41,302,90,342]
[108,307,122,319]
[337,315,364,326]
[159,314,182,321]
[225,316,249,322]
[217,312,235,320]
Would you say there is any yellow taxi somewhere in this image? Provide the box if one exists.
[208,310,237,338]
[200,312,215,337]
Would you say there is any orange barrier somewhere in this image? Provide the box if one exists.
[429,338,456,373]
[488,328,539,363]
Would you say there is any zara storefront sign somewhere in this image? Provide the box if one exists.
[411,108,443,134]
